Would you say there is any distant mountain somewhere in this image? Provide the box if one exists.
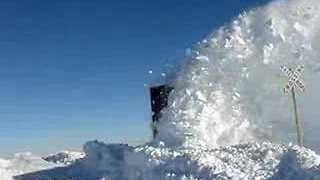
[42,151,85,165]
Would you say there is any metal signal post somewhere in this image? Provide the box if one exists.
[291,87,303,146]
[281,65,305,146]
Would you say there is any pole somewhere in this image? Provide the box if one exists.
[291,87,303,146]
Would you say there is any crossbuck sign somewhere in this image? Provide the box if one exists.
[280,65,305,146]
[280,65,305,94]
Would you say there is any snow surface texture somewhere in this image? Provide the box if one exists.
[156,0,320,149]
[14,141,320,180]
[3,0,320,179]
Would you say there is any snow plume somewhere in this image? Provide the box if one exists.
[156,0,320,149]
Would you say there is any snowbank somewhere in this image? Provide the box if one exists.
[15,140,320,180]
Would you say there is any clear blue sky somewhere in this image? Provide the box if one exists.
[0,0,271,156]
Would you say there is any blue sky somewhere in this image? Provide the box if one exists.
[0,0,272,156]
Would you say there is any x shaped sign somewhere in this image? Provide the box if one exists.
[280,65,305,94]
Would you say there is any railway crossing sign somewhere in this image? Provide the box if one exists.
[281,65,305,94]
[280,65,305,146]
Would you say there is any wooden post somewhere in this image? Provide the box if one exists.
[291,87,303,146]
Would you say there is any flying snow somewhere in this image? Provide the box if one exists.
[156,0,320,150]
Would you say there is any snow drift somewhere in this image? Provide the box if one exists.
[3,0,320,179]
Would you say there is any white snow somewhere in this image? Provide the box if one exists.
[0,153,60,180]
[195,55,210,62]
[156,0,320,149]
[2,0,320,179]
[11,141,320,180]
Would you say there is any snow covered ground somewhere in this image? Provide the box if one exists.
[2,0,320,179]
[5,141,320,180]
[0,152,61,180]
[0,151,86,179]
